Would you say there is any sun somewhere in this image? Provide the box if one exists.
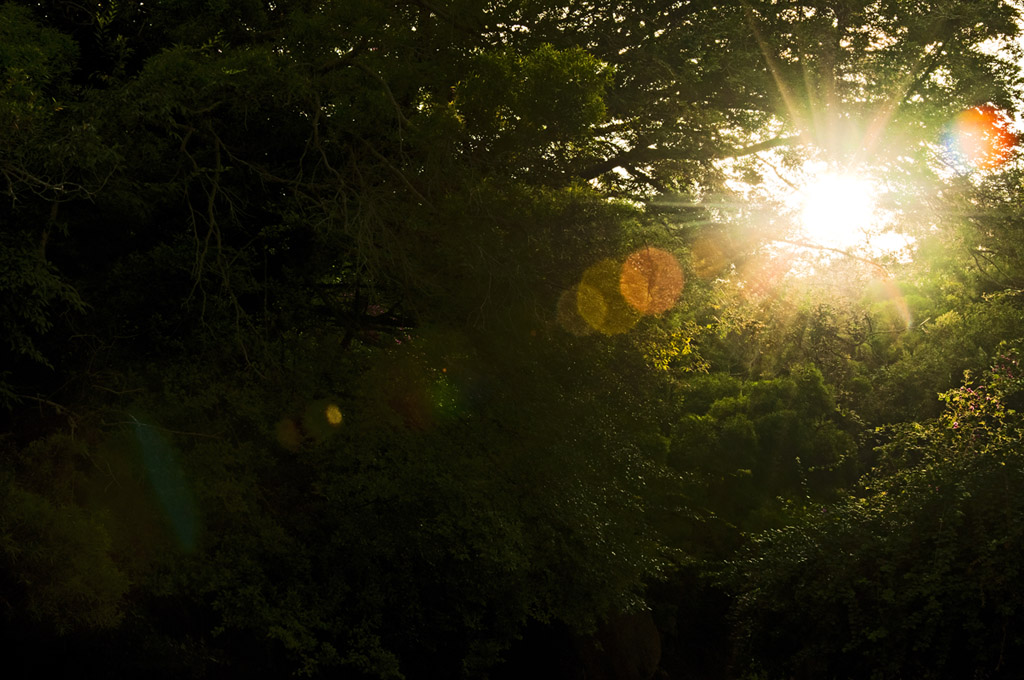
[796,171,878,250]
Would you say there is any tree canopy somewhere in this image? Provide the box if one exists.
[3,0,1024,678]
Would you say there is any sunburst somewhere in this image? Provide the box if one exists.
[796,170,878,250]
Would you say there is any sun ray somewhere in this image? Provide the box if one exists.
[858,44,944,164]
[741,0,806,133]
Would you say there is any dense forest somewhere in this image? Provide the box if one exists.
[3,0,1024,677]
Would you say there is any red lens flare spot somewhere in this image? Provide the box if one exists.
[948,106,1016,170]
[620,247,684,315]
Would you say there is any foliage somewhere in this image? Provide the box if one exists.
[669,365,856,551]
[724,349,1024,679]
[2,0,1024,677]
[0,435,129,633]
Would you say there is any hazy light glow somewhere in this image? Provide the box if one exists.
[797,171,878,250]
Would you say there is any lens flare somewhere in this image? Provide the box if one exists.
[303,398,345,442]
[577,259,640,335]
[131,418,198,551]
[944,106,1016,171]
[620,247,684,315]
[873,275,912,329]
[556,287,594,336]
[325,404,343,426]
[738,251,795,299]
[577,281,609,328]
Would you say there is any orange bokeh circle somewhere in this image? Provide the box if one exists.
[950,106,1016,170]
[619,247,684,314]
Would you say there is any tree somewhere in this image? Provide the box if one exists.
[723,348,1024,679]
[3,0,1024,677]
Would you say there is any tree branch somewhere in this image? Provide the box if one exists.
[772,238,889,275]
[578,134,802,180]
